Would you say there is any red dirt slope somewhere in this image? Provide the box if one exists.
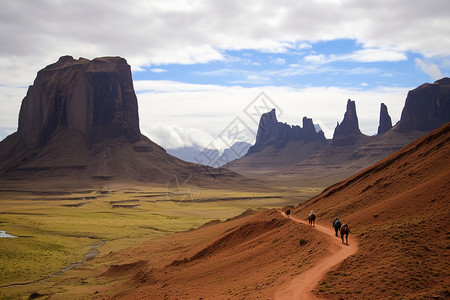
[96,209,332,299]
[95,123,449,299]
[293,122,450,299]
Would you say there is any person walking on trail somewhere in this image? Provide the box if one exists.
[285,209,291,218]
[307,210,316,226]
[333,217,341,237]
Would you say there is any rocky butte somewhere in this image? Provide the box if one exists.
[247,109,327,154]
[377,103,393,135]
[18,56,141,148]
[0,56,239,185]
[397,77,450,132]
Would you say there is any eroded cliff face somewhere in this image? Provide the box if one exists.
[333,99,361,139]
[18,56,141,147]
[377,103,393,135]
[397,77,450,132]
[247,109,326,154]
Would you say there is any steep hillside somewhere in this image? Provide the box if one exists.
[64,123,448,299]
[94,209,332,299]
[101,122,449,299]
[292,122,450,299]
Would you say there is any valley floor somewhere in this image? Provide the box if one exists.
[0,180,317,299]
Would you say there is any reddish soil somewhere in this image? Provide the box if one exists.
[292,122,450,299]
[274,212,358,299]
[86,123,449,299]
[94,209,333,299]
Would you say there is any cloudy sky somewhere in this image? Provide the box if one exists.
[1,0,449,151]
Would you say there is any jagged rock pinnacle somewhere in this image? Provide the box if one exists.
[247,109,326,154]
[377,103,393,135]
[333,99,361,139]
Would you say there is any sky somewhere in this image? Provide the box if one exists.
[1,0,449,152]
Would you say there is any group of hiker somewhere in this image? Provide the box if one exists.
[284,209,350,244]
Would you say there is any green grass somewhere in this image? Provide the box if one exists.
[0,185,310,291]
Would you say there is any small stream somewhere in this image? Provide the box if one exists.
[1,240,106,288]
[0,230,18,238]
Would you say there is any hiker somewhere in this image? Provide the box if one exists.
[333,217,341,237]
[307,210,316,226]
[285,209,291,218]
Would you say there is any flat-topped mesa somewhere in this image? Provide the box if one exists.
[18,55,141,148]
[333,99,361,139]
[247,109,326,154]
[377,103,393,135]
[397,77,450,132]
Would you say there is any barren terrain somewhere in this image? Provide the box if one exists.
[1,123,449,299]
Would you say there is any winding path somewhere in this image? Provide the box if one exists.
[1,241,105,288]
[273,212,359,299]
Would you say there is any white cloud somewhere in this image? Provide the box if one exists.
[245,74,270,82]
[150,68,167,73]
[304,48,406,65]
[0,85,26,128]
[296,43,312,50]
[0,78,411,147]
[304,54,328,63]
[272,57,286,65]
[415,58,443,80]
[135,80,410,146]
[1,0,449,86]
[142,125,214,149]
[134,80,226,93]
[343,48,407,62]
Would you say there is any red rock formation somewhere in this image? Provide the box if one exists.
[18,56,141,147]
[333,99,361,139]
[247,109,326,154]
[377,103,393,135]
[397,77,450,132]
[0,56,243,185]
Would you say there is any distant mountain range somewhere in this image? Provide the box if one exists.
[226,78,450,185]
[1,55,448,188]
[167,141,252,167]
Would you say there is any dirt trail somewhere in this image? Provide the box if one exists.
[273,212,359,299]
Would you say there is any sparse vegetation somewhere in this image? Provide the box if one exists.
[0,185,305,298]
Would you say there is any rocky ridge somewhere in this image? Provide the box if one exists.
[247,109,327,154]
[227,78,450,184]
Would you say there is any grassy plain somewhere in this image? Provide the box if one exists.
[0,182,320,299]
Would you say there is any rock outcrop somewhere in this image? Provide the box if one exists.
[18,56,141,148]
[0,56,243,185]
[333,99,361,139]
[377,103,393,135]
[227,80,450,185]
[397,77,450,132]
[247,109,326,154]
